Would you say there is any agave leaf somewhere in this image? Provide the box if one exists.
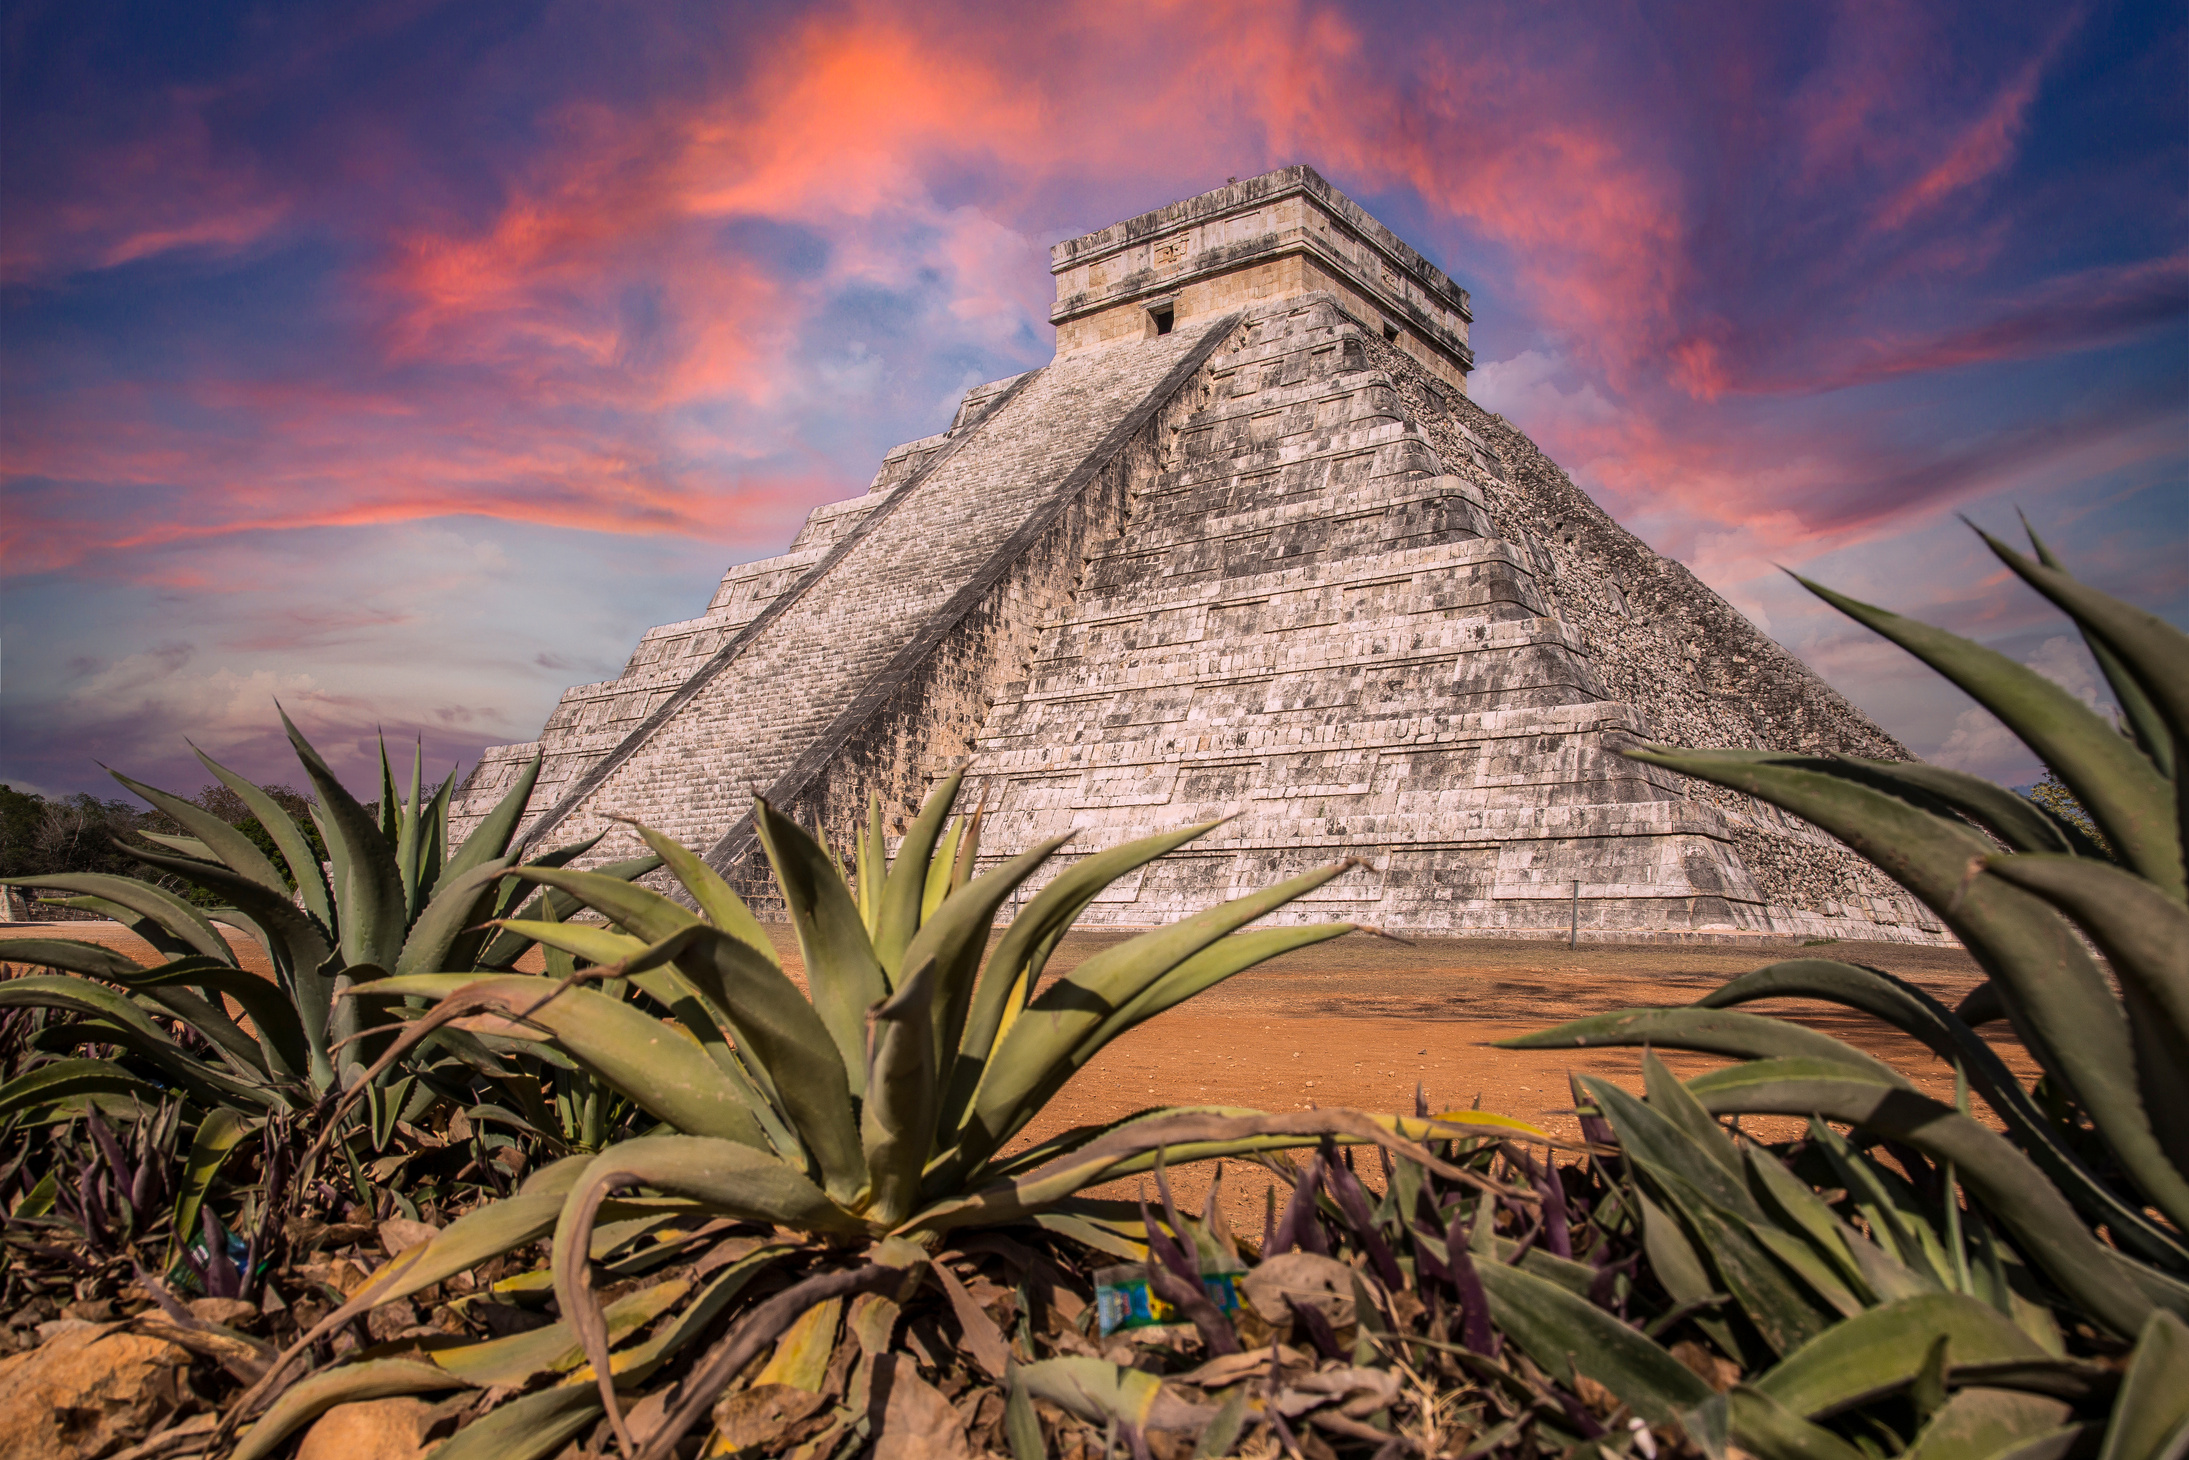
[438,752,542,894]
[0,872,235,965]
[425,1382,600,1460]
[138,831,218,859]
[347,1180,588,1313]
[1985,853,2189,1172]
[0,937,281,1079]
[920,1107,1541,1234]
[1623,744,2189,1233]
[17,956,272,1082]
[2023,522,2172,780]
[947,821,1221,1130]
[1899,1387,2076,1460]
[417,765,456,914]
[470,844,639,968]
[376,735,402,847]
[1724,1386,1870,1460]
[282,707,406,971]
[855,792,884,933]
[958,863,1352,1172]
[901,834,1073,1084]
[1796,575,2181,897]
[119,842,334,981]
[2101,1311,2189,1460]
[506,865,699,943]
[874,768,967,978]
[495,919,648,968]
[112,957,310,1082]
[1987,529,2187,795]
[863,956,939,1226]
[392,859,524,980]
[107,768,293,897]
[620,821,776,964]
[0,937,148,982]
[1475,1258,1713,1426]
[1580,1076,1763,1223]
[752,797,886,1098]
[604,1239,796,1384]
[1810,1118,1958,1286]
[1686,1060,2181,1335]
[432,1277,688,1388]
[1744,1144,1924,1306]
[0,1059,158,1120]
[230,1359,469,1460]
[1981,858,2189,1038]
[924,818,966,927]
[0,976,274,1108]
[1751,1293,2049,1420]
[1016,1356,1162,1429]
[1663,1164,1840,1351]
[1696,961,2186,1272]
[365,974,768,1149]
[1006,1371,1046,1460]
[189,742,334,929]
[1811,756,2086,857]
[545,1136,857,1426]
[396,740,427,913]
[937,924,1358,1180]
[1642,1049,1745,1174]
[46,899,210,970]
[172,1107,250,1264]
[616,925,863,1201]
[1595,1067,1835,1352]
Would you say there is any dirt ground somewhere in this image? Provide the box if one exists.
[2,920,2018,1234]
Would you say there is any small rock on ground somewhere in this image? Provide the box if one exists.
[297,1395,437,1460]
[0,1323,190,1460]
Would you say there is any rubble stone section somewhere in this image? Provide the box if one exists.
[956,299,1938,940]
[454,166,1942,943]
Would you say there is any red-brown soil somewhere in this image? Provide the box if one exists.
[3,921,2019,1234]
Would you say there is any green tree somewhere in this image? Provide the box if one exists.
[2023,768,2112,855]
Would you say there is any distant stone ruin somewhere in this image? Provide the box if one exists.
[452,167,1942,943]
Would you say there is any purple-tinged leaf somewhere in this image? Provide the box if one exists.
[1286,1294,1343,1360]
[1322,1141,1404,1290]
[1444,1208,1498,1357]
[1586,1250,1639,1317]
[1411,1220,1453,1290]
[203,1209,239,1299]
[1268,1152,1329,1257]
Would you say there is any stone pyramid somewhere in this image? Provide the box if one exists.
[451,167,1943,943]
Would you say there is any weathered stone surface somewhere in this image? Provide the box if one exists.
[453,167,1940,944]
[0,1323,189,1460]
[295,1395,435,1460]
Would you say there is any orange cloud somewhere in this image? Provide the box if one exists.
[1871,15,2076,232]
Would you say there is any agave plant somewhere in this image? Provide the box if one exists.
[218,771,1530,1460]
[1495,522,2189,1456]
[0,710,657,1117]
[0,711,669,1301]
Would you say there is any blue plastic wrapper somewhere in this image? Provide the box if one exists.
[1094,1263,1244,1335]
[169,1228,264,1295]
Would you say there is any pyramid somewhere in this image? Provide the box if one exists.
[451,167,1944,943]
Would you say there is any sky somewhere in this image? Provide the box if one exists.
[3,0,2184,804]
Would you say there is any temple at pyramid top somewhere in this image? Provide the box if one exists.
[1049,166,1475,390]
